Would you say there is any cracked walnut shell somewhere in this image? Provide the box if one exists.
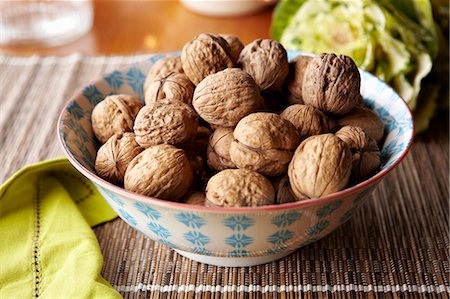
[124,144,193,201]
[280,104,329,140]
[302,53,360,115]
[95,133,143,184]
[134,100,198,148]
[336,126,381,180]
[336,104,384,143]
[91,94,143,144]
[144,56,184,92]
[193,68,260,127]
[207,127,236,171]
[205,169,275,207]
[238,39,289,91]
[288,134,352,198]
[181,33,234,85]
[285,55,313,105]
[144,72,194,105]
[230,112,300,177]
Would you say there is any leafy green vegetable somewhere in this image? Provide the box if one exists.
[271,0,443,132]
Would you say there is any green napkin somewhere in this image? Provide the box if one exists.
[0,158,122,298]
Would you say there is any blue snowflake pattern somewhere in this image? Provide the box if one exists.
[82,84,104,105]
[126,67,145,96]
[316,200,343,218]
[147,222,171,239]
[340,209,353,223]
[184,231,210,246]
[134,202,161,220]
[175,212,206,229]
[104,70,124,91]
[227,249,249,257]
[267,230,294,245]
[271,211,301,227]
[118,208,137,226]
[306,220,330,237]
[100,188,124,206]
[223,215,254,231]
[225,234,253,248]
[192,247,212,256]
[66,101,84,120]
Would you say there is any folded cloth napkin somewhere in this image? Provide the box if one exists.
[0,158,122,298]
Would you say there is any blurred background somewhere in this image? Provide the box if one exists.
[0,0,448,132]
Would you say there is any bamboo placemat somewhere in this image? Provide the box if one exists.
[0,55,448,298]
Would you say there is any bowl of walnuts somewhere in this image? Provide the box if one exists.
[58,34,413,267]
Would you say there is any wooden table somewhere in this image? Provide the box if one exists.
[0,1,274,56]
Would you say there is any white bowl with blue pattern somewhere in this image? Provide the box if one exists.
[58,51,414,267]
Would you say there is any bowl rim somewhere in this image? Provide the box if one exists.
[57,52,415,213]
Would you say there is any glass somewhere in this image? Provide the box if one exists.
[0,0,93,47]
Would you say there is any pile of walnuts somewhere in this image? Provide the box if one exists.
[92,33,384,208]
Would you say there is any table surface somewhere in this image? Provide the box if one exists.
[1,2,449,298]
[0,1,273,56]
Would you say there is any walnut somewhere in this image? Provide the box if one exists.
[238,39,289,91]
[205,169,275,207]
[288,134,352,198]
[336,104,384,143]
[302,53,360,115]
[144,72,194,105]
[91,94,143,144]
[183,191,206,206]
[124,144,193,201]
[181,33,234,85]
[271,176,303,204]
[280,104,329,140]
[207,127,236,171]
[94,133,143,184]
[260,90,288,113]
[144,56,184,91]
[220,34,244,63]
[192,68,260,127]
[134,100,198,148]
[335,126,381,180]
[285,55,313,105]
[230,112,300,177]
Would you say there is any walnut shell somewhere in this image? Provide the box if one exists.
[271,175,303,204]
[285,55,313,105]
[181,33,234,85]
[144,56,184,91]
[134,100,199,148]
[230,112,300,176]
[302,53,360,115]
[183,191,206,206]
[205,169,275,207]
[193,68,260,127]
[288,134,352,198]
[335,126,381,180]
[260,90,288,113]
[220,34,244,63]
[207,127,236,171]
[124,144,193,201]
[336,104,384,143]
[238,39,289,91]
[144,72,194,105]
[280,104,329,140]
[91,94,143,144]
[94,133,143,184]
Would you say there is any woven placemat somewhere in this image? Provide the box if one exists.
[1,55,448,298]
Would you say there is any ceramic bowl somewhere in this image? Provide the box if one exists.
[58,51,414,267]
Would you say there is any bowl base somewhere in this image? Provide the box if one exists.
[174,249,296,267]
